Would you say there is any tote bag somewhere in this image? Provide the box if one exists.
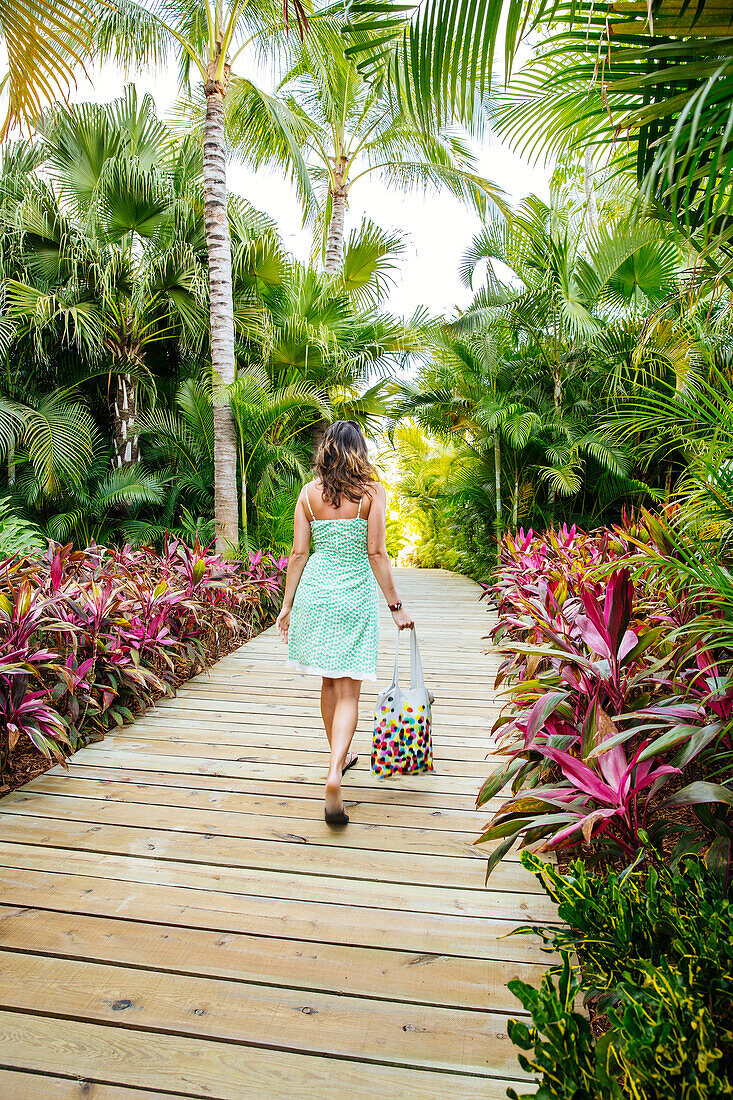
[371,628,435,777]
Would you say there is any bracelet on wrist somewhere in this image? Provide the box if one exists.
[389,600,403,612]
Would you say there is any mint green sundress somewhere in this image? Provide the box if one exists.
[287,487,380,681]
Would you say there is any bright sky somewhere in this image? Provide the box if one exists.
[72,57,551,319]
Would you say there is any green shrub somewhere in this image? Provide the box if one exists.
[609,961,733,1100]
[506,956,733,1100]
[506,955,620,1100]
[517,850,733,1013]
[506,853,733,1098]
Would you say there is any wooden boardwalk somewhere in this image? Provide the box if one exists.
[0,568,547,1098]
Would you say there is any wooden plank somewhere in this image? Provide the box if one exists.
[0,905,546,1010]
[171,679,504,702]
[0,839,554,916]
[1,790,505,860]
[0,1010,526,1099]
[141,710,503,736]
[0,1070,195,1100]
[0,807,529,888]
[42,763,490,814]
[153,698,496,719]
[0,949,525,1076]
[106,725,499,759]
[0,867,550,961]
[148,704,501,735]
[97,735,495,778]
[19,772,502,831]
[61,749,490,796]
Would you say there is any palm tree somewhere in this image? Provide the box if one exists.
[98,0,315,550]
[42,455,168,546]
[242,217,426,460]
[228,366,328,536]
[396,329,537,534]
[458,188,679,409]
[7,89,205,470]
[225,22,504,272]
[136,376,217,530]
[0,389,97,502]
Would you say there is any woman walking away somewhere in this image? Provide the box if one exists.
[276,421,414,826]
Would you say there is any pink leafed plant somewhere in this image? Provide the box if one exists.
[0,538,285,778]
[479,515,733,876]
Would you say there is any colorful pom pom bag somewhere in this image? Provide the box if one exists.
[371,627,435,777]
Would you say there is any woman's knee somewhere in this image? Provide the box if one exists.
[333,676,361,702]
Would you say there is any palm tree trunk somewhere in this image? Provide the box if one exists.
[665,462,674,501]
[493,432,502,533]
[513,463,519,529]
[203,80,239,552]
[311,417,328,468]
[584,148,598,231]
[324,158,348,275]
[112,373,139,467]
[553,365,562,410]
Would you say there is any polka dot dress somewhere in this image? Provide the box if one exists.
[287,491,379,681]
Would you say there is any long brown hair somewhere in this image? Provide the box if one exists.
[316,421,377,507]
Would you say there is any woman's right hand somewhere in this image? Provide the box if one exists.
[276,606,291,643]
[392,606,414,631]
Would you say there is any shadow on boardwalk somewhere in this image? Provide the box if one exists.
[0,568,547,1098]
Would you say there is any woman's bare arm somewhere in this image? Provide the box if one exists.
[276,491,312,642]
[367,484,414,630]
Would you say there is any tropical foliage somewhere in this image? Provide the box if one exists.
[479,515,733,873]
[345,0,733,280]
[225,16,503,271]
[0,86,418,555]
[506,853,733,1098]
[0,538,285,778]
[387,168,700,574]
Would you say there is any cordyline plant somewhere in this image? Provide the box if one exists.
[479,517,733,876]
[0,539,285,780]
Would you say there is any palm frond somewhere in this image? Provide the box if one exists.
[0,0,96,137]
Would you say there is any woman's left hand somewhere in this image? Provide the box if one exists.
[276,607,291,643]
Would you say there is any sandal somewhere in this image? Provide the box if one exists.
[324,808,350,827]
[343,752,358,775]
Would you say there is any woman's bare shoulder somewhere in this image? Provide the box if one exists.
[363,482,385,516]
[366,480,385,500]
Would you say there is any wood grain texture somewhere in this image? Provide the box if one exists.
[0,568,542,1097]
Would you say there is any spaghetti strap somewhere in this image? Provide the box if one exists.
[304,484,316,521]
[357,494,364,519]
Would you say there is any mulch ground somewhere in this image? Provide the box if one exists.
[0,742,58,796]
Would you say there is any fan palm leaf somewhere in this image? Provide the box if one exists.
[21,394,95,493]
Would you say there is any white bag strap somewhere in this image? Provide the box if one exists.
[392,627,425,691]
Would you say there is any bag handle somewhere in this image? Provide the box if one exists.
[392,627,425,691]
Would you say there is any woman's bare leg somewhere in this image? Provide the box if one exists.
[324,676,361,817]
[320,678,336,745]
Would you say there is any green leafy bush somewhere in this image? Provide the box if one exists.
[505,852,733,1098]
[507,956,733,1100]
[609,961,733,1100]
[506,955,619,1100]
[516,851,733,1011]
